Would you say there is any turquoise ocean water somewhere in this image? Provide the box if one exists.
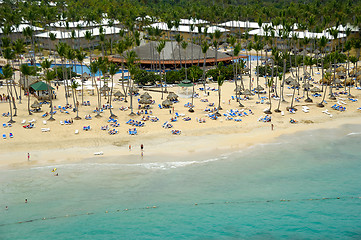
[1,124,361,239]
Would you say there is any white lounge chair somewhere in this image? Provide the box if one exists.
[29,119,36,123]
[41,128,50,132]
[43,120,47,125]
[75,129,79,134]
[21,119,26,124]
[281,111,285,116]
[60,121,64,125]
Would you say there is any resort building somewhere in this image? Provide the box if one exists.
[145,22,229,42]
[109,41,246,69]
[35,26,123,50]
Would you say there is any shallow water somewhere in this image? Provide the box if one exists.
[1,124,361,239]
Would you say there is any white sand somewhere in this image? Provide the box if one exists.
[1,62,360,169]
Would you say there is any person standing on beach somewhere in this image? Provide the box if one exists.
[27,153,30,161]
[141,144,144,151]
[271,124,274,131]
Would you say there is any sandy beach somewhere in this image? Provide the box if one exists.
[1,61,360,169]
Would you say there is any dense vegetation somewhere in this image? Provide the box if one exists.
[1,0,361,32]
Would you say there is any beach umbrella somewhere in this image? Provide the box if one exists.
[138,98,152,105]
[100,86,110,92]
[254,85,264,91]
[302,83,313,89]
[334,78,342,84]
[82,72,90,79]
[310,86,322,93]
[130,86,139,93]
[31,100,41,109]
[289,79,300,87]
[336,66,346,72]
[260,57,267,61]
[114,91,124,98]
[343,78,354,86]
[337,72,346,78]
[162,99,173,107]
[167,92,178,100]
[285,76,294,84]
[241,89,253,96]
[299,50,308,55]
[234,85,243,92]
[140,92,152,99]
[304,71,310,78]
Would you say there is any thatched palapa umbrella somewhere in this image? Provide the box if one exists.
[162,99,173,107]
[241,89,253,96]
[167,92,178,101]
[114,91,124,98]
[254,85,264,91]
[140,92,152,99]
[31,100,41,110]
[138,98,152,105]
[310,87,322,93]
[130,86,139,94]
[302,83,313,89]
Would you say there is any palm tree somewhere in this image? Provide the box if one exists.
[189,66,196,113]
[234,43,242,103]
[12,38,25,104]
[264,78,274,114]
[70,81,81,120]
[56,42,68,104]
[116,40,129,102]
[126,50,139,116]
[22,26,36,66]
[181,41,189,80]
[49,32,57,58]
[156,40,166,100]
[84,30,94,62]
[175,34,184,68]
[213,29,223,67]
[3,47,18,116]
[253,35,263,99]
[89,60,99,108]
[2,64,15,123]
[97,57,109,115]
[65,47,76,103]
[201,41,209,94]
[216,63,225,116]
[108,62,119,118]
[76,49,87,105]
[20,64,33,115]
[43,69,56,121]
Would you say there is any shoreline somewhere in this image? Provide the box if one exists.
[1,114,360,170]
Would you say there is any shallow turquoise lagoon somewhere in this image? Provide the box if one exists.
[1,124,361,239]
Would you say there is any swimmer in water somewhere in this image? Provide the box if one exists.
[25,199,28,203]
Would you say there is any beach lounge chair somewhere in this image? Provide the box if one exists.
[75,129,79,134]
[21,119,26,124]
[29,119,36,123]
[9,133,13,138]
[43,120,47,125]
[2,123,6,128]
[41,128,50,132]
[3,134,6,139]
[60,121,64,125]
[281,111,284,116]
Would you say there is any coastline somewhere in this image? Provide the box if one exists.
[1,114,360,170]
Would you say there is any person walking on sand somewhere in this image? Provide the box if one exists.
[141,144,144,151]
[271,124,274,131]
[27,153,30,161]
